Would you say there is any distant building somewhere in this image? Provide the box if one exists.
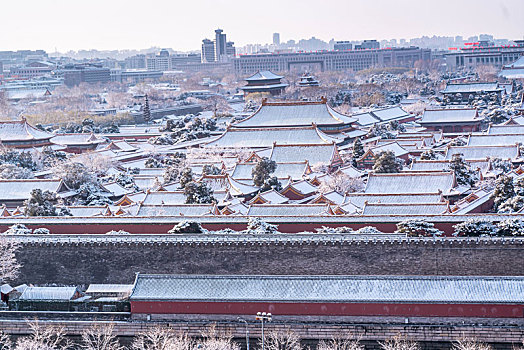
[9,61,55,79]
[201,29,236,63]
[215,29,227,62]
[239,70,288,96]
[273,33,280,46]
[234,47,431,74]
[201,39,215,63]
[170,53,201,68]
[445,40,524,70]
[110,69,163,83]
[146,49,171,71]
[334,41,352,51]
[124,54,146,69]
[62,64,111,87]
[355,40,380,50]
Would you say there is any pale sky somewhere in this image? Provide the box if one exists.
[1,0,523,52]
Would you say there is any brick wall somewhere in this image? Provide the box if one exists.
[14,237,524,284]
[0,318,523,350]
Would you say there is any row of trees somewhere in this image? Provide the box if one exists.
[0,321,505,350]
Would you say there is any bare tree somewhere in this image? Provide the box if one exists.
[264,328,301,350]
[379,334,420,350]
[131,326,194,350]
[198,323,240,350]
[14,319,72,350]
[319,174,365,194]
[81,323,123,350]
[0,331,12,350]
[0,236,21,283]
[452,338,492,350]
[317,336,364,350]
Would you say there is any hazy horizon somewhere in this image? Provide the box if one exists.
[1,0,523,53]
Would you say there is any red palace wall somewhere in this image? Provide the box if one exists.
[130,301,524,319]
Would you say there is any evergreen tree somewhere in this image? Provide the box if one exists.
[449,153,475,186]
[251,157,277,187]
[492,174,515,211]
[23,189,59,216]
[372,151,403,173]
[352,137,365,164]
[143,94,152,124]
[260,176,282,192]
[184,181,215,204]
[178,168,194,189]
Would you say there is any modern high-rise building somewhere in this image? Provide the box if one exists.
[215,29,227,62]
[273,33,280,46]
[201,39,216,63]
[201,29,235,63]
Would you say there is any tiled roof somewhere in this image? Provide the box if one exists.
[365,172,455,195]
[0,119,53,142]
[245,71,283,81]
[136,204,216,217]
[441,82,501,94]
[204,126,341,148]
[233,101,355,128]
[420,109,479,124]
[0,179,71,201]
[488,125,524,135]
[247,204,330,216]
[370,142,409,157]
[362,203,449,215]
[20,286,77,301]
[231,162,309,180]
[269,144,337,165]
[444,145,519,160]
[130,274,524,303]
[467,134,524,147]
[345,193,443,208]
[51,133,104,146]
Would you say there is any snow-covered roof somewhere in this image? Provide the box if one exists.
[488,125,524,135]
[140,191,230,206]
[233,100,355,128]
[285,179,318,195]
[247,204,331,216]
[352,112,380,126]
[370,142,409,157]
[346,193,443,208]
[130,274,524,303]
[85,284,133,294]
[444,145,519,161]
[441,82,501,94]
[249,189,289,204]
[231,162,310,180]
[500,57,524,79]
[335,165,363,178]
[204,125,341,148]
[245,71,283,81]
[420,109,479,124]
[0,179,71,201]
[19,286,77,301]
[451,188,494,215]
[371,106,410,122]
[51,133,104,146]
[0,119,53,142]
[269,143,338,166]
[365,172,456,195]
[467,134,524,147]
[362,202,449,215]
[136,204,216,217]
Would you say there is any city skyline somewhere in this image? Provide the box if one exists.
[1,0,523,52]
